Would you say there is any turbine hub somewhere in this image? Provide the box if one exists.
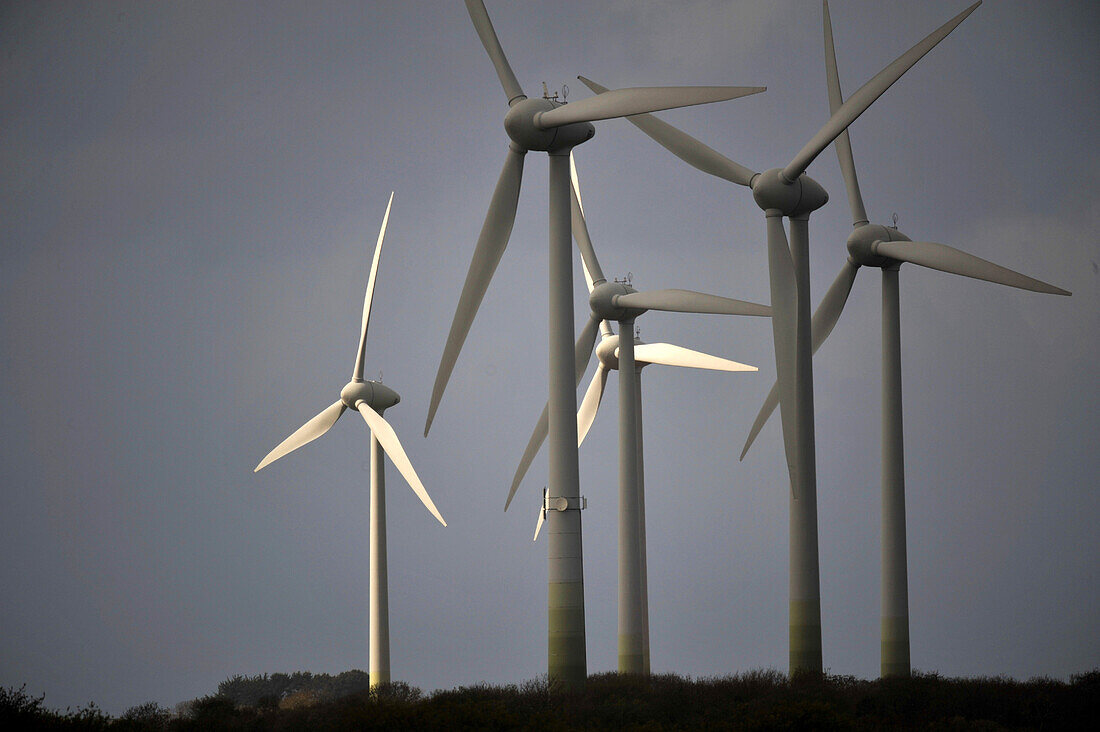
[340,380,400,413]
[846,223,912,268]
[750,168,829,217]
[595,333,646,372]
[589,281,645,321]
[504,97,595,153]
[595,334,620,370]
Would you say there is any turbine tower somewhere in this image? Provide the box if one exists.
[581,0,983,675]
[513,156,768,674]
[254,193,446,689]
[423,0,764,688]
[739,0,1070,679]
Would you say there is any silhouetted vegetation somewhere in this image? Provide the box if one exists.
[216,671,374,708]
[4,669,1098,730]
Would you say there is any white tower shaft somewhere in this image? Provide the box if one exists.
[616,320,644,673]
[635,370,651,673]
[787,215,823,673]
[881,267,910,677]
[546,152,586,688]
[369,431,390,687]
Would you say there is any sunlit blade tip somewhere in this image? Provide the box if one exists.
[634,343,756,372]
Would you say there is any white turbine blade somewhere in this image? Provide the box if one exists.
[569,154,606,286]
[578,76,757,187]
[357,403,446,526]
[784,1,982,181]
[765,215,801,492]
[569,153,586,218]
[255,400,346,472]
[574,314,601,382]
[632,343,756,372]
[464,0,526,105]
[580,248,595,293]
[505,314,601,511]
[536,85,765,129]
[615,289,771,317]
[353,191,393,380]
[533,506,546,541]
[823,0,869,226]
[506,404,547,512]
[874,240,1070,295]
[425,145,525,436]
[741,259,860,460]
[741,382,781,462]
[812,258,862,353]
[577,364,608,446]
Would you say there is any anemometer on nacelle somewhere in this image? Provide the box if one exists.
[541,81,568,103]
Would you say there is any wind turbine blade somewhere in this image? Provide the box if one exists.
[616,289,771,317]
[633,343,757,372]
[578,76,757,187]
[740,382,780,462]
[354,192,393,380]
[464,0,526,105]
[536,85,766,129]
[874,240,1070,295]
[741,259,860,460]
[425,146,525,436]
[574,313,601,382]
[823,1,869,227]
[783,1,982,181]
[533,506,546,541]
[506,404,547,512]
[811,258,862,353]
[568,153,587,217]
[357,403,446,526]
[580,250,595,293]
[569,154,606,286]
[505,313,601,511]
[765,215,801,487]
[255,400,346,472]
[577,364,608,446]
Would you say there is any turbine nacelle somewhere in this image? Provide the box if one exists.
[340,379,400,413]
[750,168,829,217]
[504,97,595,153]
[846,224,912,269]
[589,281,646,321]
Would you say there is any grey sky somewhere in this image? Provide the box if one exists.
[1,0,1097,715]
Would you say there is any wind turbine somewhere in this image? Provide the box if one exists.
[423,0,764,688]
[581,0,984,675]
[254,193,446,689]
[738,0,1070,679]
[515,155,769,674]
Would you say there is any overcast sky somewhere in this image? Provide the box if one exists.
[2,0,1098,715]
